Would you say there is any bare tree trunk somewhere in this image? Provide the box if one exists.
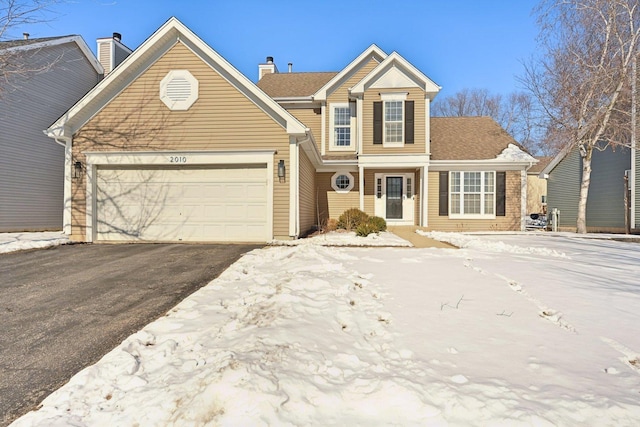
[576,145,593,233]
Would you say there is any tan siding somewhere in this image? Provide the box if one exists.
[289,108,322,151]
[426,171,522,231]
[98,41,111,73]
[527,175,547,214]
[325,57,379,155]
[362,89,426,154]
[298,149,317,234]
[316,172,360,223]
[72,42,291,240]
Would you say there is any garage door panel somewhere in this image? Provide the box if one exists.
[96,166,268,242]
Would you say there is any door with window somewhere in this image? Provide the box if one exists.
[375,173,415,225]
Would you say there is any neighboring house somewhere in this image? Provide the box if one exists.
[542,144,631,232]
[527,156,551,215]
[0,34,103,232]
[46,17,536,243]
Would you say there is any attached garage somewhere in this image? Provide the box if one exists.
[95,165,268,242]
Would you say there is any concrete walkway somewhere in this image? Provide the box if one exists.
[387,226,457,249]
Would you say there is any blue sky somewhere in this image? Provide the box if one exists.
[14,0,540,98]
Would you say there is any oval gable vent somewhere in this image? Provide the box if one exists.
[160,70,198,110]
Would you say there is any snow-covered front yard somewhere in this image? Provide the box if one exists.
[10,232,640,426]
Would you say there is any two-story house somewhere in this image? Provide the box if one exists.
[46,17,535,243]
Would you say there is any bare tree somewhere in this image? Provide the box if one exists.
[432,88,544,154]
[0,0,61,93]
[523,0,640,233]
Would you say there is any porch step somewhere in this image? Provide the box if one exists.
[387,226,457,249]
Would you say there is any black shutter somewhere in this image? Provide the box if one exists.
[496,171,506,216]
[373,101,382,144]
[404,100,414,144]
[439,171,449,216]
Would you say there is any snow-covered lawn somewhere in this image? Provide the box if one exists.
[11,232,640,426]
[0,231,69,254]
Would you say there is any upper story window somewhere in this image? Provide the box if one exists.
[384,100,403,144]
[330,103,354,150]
[450,171,495,218]
[374,92,414,147]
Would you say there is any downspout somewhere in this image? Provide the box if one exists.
[54,136,72,235]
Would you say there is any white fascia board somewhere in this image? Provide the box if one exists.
[312,44,387,101]
[47,17,307,139]
[350,52,441,97]
[298,129,323,167]
[358,154,430,167]
[429,160,533,171]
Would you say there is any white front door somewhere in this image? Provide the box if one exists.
[374,173,415,225]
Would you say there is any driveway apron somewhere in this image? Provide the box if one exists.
[0,243,261,426]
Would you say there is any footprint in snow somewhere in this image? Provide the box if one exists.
[451,374,468,384]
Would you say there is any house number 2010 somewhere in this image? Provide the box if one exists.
[170,156,187,163]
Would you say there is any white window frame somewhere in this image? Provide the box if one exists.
[331,171,355,193]
[449,171,496,219]
[329,103,354,151]
[381,92,407,147]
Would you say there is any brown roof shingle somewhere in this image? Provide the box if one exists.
[528,156,552,174]
[257,72,337,98]
[430,116,527,161]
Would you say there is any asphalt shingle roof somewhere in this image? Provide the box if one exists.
[257,72,337,98]
[430,116,526,160]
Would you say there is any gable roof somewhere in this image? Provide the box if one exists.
[350,51,441,99]
[430,116,532,161]
[528,156,553,174]
[257,72,337,98]
[47,17,307,139]
[0,35,103,74]
[312,44,387,101]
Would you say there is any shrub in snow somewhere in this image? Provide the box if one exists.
[337,208,369,231]
[367,216,387,232]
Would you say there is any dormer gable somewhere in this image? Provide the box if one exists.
[313,44,387,101]
[350,51,441,99]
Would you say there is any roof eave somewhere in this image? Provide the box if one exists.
[312,44,388,101]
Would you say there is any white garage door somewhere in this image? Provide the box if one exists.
[95,165,268,242]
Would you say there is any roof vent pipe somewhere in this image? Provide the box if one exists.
[288,62,292,73]
[113,32,122,42]
[266,56,273,64]
[23,33,29,40]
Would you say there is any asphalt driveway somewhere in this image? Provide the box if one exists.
[0,242,261,426]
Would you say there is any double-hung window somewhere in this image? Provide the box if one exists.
[450,171,495,217]
[330,103,353,150]
[384,100,403,144]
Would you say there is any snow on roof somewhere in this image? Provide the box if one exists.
[495,143,537,162]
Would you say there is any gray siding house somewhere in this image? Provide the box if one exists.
[0,35,103,232]
[542,145,631,232]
